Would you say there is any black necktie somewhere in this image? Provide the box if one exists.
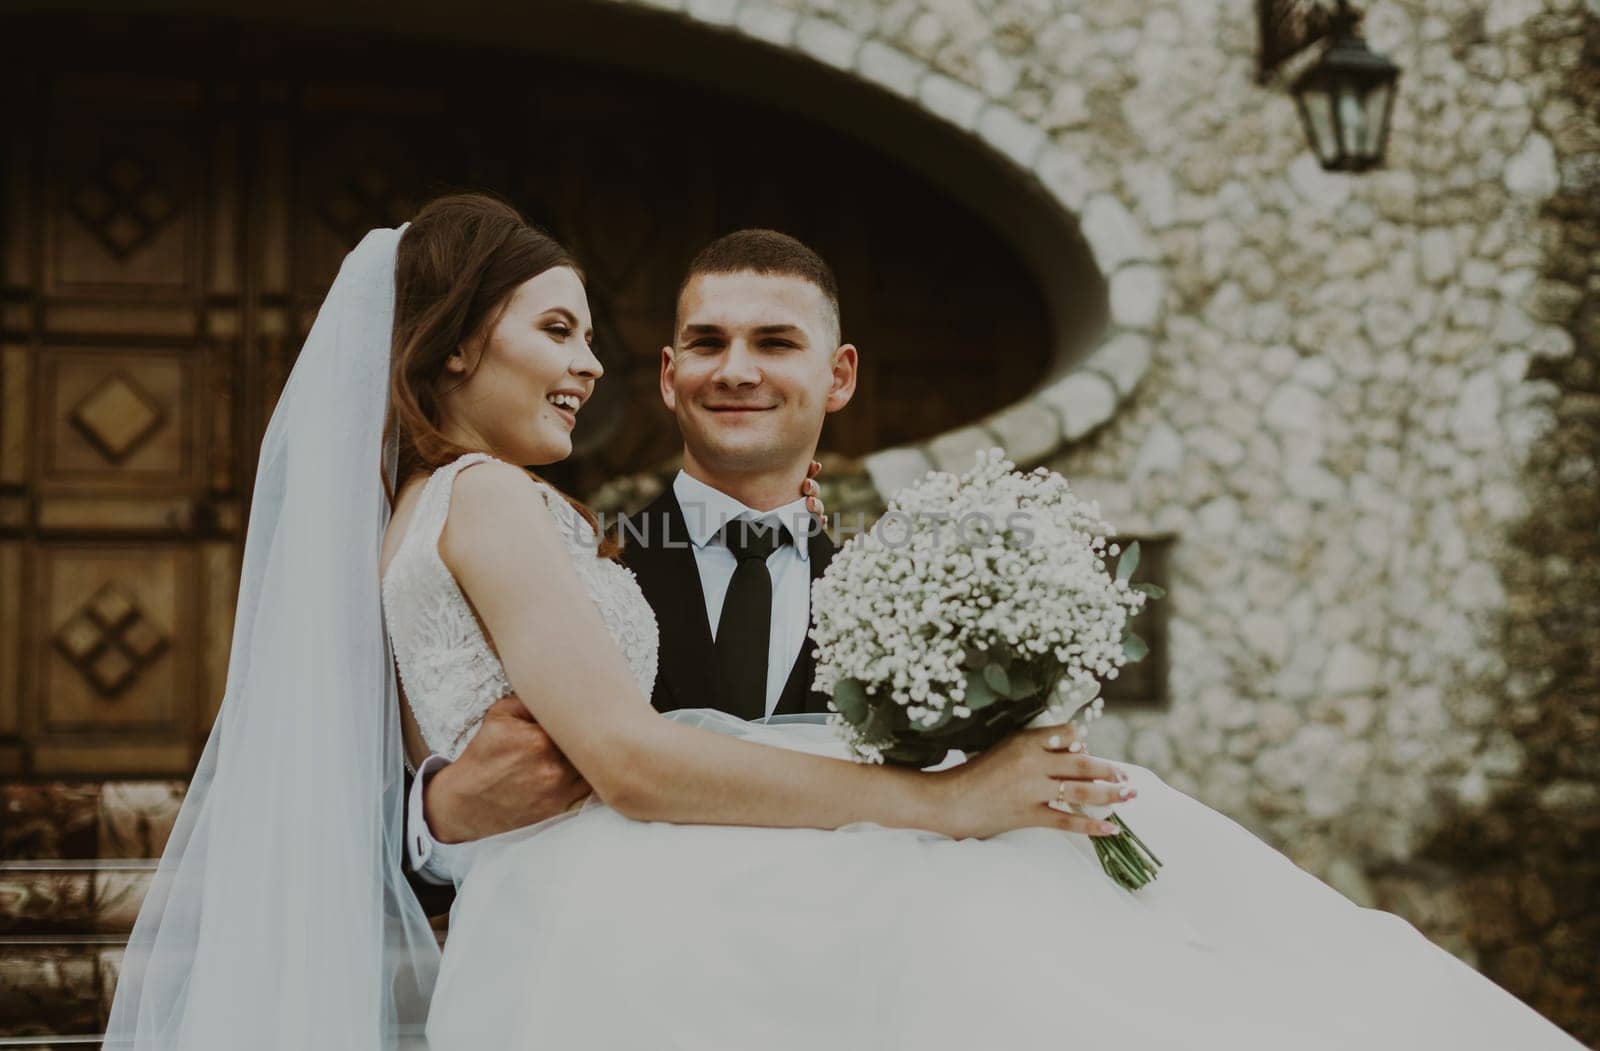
[713,518,793,720]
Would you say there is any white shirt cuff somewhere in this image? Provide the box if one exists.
[407,754,472,886]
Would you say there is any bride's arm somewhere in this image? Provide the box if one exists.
[444,461,1126,841]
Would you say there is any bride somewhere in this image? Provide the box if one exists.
[106,196,1581,1051]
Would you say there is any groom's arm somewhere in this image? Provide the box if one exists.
[407,695,592,868]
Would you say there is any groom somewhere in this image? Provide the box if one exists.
[405,230,858,897]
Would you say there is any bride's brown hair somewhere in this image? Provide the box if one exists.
[386,192,619,557]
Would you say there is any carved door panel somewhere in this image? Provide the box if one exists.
[0,71,244,777]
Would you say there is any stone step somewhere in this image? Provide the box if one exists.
[0,778,175,1046]
[0,937,120,1042]
[0,930,441,1047]
[0,872,448,1042]
[2,783,185,864]
[2,780,448,1043]
[0,864,153,938]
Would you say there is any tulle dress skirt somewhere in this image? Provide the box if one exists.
[424,711,1580,1050]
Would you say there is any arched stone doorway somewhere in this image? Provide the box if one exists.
[0,11,1116,777]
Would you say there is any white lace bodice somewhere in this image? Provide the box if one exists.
[382,453,659,760]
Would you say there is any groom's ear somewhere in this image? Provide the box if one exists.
[825,344,858,413]
[659,345,678,411]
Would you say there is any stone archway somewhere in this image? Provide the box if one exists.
[578,0,1169,494]
[474,0,1170,496]
[4,0,1168,496]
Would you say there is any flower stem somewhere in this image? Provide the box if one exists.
[1110,812,1163,867]
[1092,812,1162,891]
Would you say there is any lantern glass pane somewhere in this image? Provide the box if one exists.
[1361,82,1392,158]
[1299,89,1338,165]
[1336,84,1365,162]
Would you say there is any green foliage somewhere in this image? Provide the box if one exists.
[832,678,868,725]
[961,667,999,710]
[1116,540,1141,583]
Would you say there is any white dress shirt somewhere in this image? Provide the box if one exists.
[669,470,814,718]
[407,469,817,884]
[407,753,469,885]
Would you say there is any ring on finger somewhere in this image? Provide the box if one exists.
[1053,781,1070,808]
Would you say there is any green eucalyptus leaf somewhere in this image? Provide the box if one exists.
[831,677,869,724]
[1133,581,1166,599]
[963,668,999,710]
[1116,541,1141,583]
[1122,632,1149,661]
[962,646,988,671]
[860,699,897,742]
[982,663,1011,698]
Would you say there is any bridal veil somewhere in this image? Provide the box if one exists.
[104,226,439,1049]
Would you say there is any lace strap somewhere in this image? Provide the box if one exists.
[402,452,504,562]
[396,454,584,577]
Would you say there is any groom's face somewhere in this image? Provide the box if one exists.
[663,271,856,476]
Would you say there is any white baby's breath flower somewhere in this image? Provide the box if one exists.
[810,449,1147,762]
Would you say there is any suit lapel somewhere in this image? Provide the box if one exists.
[622,489,716,713]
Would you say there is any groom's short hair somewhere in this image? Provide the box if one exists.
[677,229,841,345]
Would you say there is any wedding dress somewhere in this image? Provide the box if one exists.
[385,452,1580,1051]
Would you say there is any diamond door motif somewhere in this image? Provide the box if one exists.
[51,583,170,699]
[68,148,179,260]
[68,372,166,464]
[320,168,415,244]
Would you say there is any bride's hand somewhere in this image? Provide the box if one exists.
[803,459,824,518]
[931,723,1134,840]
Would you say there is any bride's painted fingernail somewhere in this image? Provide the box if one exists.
[1099,822,1118,836]
[1068,741,1084,754]
[1119,787,1137,800]
[1046,734,1063,749]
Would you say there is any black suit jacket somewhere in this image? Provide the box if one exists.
[619,485,837,717]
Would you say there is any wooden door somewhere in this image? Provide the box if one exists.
[0,42,476,779]
[0,69,246,777]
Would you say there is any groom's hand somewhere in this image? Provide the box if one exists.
[423,696,590,844]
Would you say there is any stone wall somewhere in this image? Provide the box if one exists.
[609,0,1599,1041]
[1444,4,1599,1034]
[1037,3,1599,1041]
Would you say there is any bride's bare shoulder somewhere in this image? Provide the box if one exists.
[441,459,563,563]
[451,457,547,509]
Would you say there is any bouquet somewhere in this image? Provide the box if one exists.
[810,450,1164,890]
